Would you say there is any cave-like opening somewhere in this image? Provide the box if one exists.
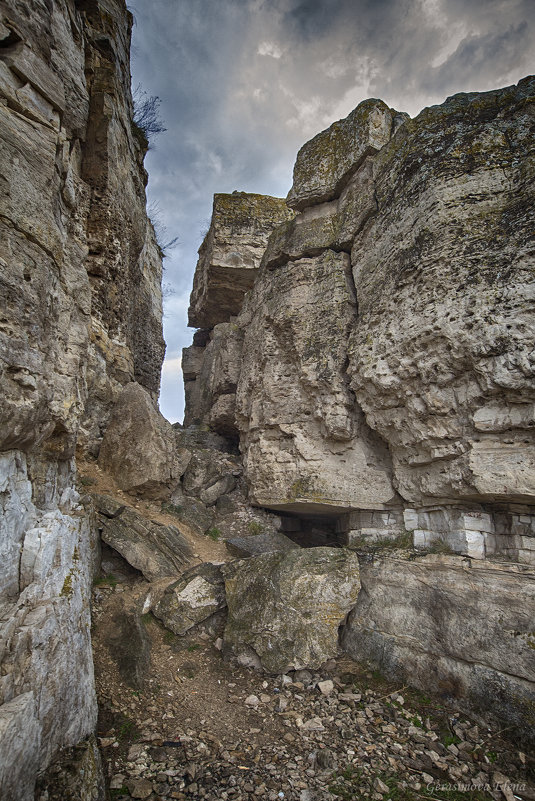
[278,511,345,548]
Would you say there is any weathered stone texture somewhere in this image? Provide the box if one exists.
[0,452,99,800]
[223,548,361,673]
[98,382,190,498]
[286,98,407,210]
[236,249,397,512]
[182,78,535,733]
[188,192,293,330]
[150,563,226,636]
[94,493,192,581]
[182,322,243,431]
[348,78,535,506]
[342,553,535,743]
[34,734,106,801]
[224,530,299,559]
[0,0,164,796]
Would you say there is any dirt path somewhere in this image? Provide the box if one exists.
[91,572,535,801]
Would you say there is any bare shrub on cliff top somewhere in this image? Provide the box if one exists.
[132,83,166,138]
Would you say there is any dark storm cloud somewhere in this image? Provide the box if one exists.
[129,0,534,421]
[424,22,531,93]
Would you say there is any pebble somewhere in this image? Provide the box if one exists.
[95,651,533,801]
[245,694,260,707]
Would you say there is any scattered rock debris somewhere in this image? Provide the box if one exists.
[92,576,535,801]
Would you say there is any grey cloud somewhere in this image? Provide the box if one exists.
[425,22,531,93]
[129,0,533,421]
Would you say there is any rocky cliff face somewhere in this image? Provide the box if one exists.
[185,78,535,561]
[1,0,534,789]
[184,77,535,737]
[0,0,164,797]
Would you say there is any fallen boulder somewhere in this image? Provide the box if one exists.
[98,382,190,498]
[223,547,360,672]
[94,493,192,581]
[149,563,226,635]
[224,530,298,558]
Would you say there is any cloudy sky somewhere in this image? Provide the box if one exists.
[129,0,533,423]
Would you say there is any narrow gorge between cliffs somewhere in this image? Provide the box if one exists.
[0,1,534,800]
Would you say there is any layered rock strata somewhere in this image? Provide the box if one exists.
[183,192,292,429]
[342,553,535,745]
[0,0,164,797]
[184,78,535,732]
[185,78,535,565]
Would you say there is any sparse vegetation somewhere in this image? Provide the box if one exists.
[206,527,221,541]
[79,475,97,487]
[248,521,263,535]
[117,717,138,741]
[349,530,413,552]
[110,788,129,799]
[147,200,179,259]
[131,83,166,148]
[93,573,117,589]
[428,536,456,555]
[328,767,492,801]
[161,501,183,517]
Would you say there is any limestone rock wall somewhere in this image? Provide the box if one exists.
[184,78,535,564]
[183,192,292,429]
[183,77,535,733]
[0,0,164,797]
[235,249,397,512]
[348,78,535,509]
[188,192,293,330]
[342,553,535,745]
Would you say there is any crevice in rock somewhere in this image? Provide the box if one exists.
[0,214,60,271]
[98,542,144,584]
[278,510,344,548]
[0,26,21,49]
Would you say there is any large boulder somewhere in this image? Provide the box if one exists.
[286,98,405,211]
[98,383,190,498]
[224,530,298,558]
[149,563,226,636]
[188,192,293,329]
[93,494,192,581]
[342,553,535,745]
[223,547,360,673]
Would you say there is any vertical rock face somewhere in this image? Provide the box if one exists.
[0,0,164,797]
[348,78,535,508]
[183,192,293,430]
[185,78,535,560]
[235,249,397,512]
[188,192,293,330]
[184,77,535,733]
